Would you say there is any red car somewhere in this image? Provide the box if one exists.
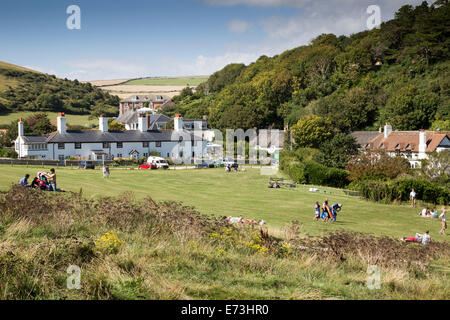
[139,163,157,170]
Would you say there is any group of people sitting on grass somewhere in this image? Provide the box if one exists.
[268,181,280,189]
[419,207,440,219]
[19,169,64,192]
[314,199,343,223]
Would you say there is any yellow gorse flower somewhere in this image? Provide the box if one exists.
[95,230,124,254]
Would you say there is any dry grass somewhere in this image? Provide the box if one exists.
[0,185,448,300]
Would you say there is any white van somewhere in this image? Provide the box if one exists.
[147,156,169,169]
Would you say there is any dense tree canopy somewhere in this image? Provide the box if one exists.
[167,2,450,132]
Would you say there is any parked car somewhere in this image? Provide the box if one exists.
[147,156,169,169]
[139,163,157,170]
[79,161,95,169]
[196,162,213,169]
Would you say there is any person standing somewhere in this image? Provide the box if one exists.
[410,189,416,208]
[314,201,321,221]
[439,210,447,235]
[102,166,107,178]
[46,169,57,192]
[105,166,110,178]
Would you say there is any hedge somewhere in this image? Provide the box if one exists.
[357,178,450,205]
[280,151,349,188]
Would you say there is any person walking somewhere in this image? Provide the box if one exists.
[439,210,447,235]
[410,189,416,208]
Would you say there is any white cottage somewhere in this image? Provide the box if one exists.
[15,113,207,163]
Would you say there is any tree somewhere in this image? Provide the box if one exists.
[291,115,333,149]
[5,114,56,146]
[384,85,439,130]
[418,151,450,187]
[109,121,125,131]
[346,150,411,181]
[35,93,63,111]
[314,133,360,169]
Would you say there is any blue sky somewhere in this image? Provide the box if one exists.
[0,0,427,80]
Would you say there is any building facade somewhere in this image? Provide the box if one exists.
[364,124,450,168]
[15,114,207,163]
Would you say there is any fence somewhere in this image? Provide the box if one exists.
[300,184,360,198]
[0,158,59,166]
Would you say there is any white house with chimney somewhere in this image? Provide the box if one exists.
[364,123,450,168]
[15,113,208,163]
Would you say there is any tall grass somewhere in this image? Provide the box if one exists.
[0,186,448,300]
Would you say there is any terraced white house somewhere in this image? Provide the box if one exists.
[15,113,207,163]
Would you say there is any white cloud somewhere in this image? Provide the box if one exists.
[154,52,260,76]
[228,19,251,33]
[64,59,151,81]
[23,65,57,76]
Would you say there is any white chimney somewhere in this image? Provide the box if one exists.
[18,117,24,137]
[384,123,392,138]
[174,114,183,132]
[138,114,148,132]
[419,130,427,154]
[99,115,108,133]
[57,113,66,134]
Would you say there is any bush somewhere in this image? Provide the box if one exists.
[357,178,450,205]
[0,148,18,158]
[280,151,349,187]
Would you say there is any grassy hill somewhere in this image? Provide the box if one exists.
[169,2,450,132]
[124,76,209,87]
[0,169,448,300]
[0,166,448,242]
[0,61,119,117]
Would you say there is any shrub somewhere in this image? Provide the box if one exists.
[357,178,450,205]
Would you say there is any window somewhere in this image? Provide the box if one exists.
[117,154,122,158]
[167,153,170,158]
[117,142,123,149]
[58,143,65,150]
[192,141,196,147]
[143,142,149,148]
[103,142,110,148]
[97,155,103,160]
[75,143,82,149]
[143,153,149,158]
[156,141,161,148]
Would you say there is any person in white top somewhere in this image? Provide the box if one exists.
[420,231,431,245]
[439,210,446,235]
[410,189,416,208]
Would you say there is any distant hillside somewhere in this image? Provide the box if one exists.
[0,62,120,117]
[169,1,450,132]
[123,76,209,86]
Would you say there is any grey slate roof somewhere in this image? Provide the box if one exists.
[116,111,139,125]
[350,131,382,147]
[22,135,53,143]
[41,130,202,144]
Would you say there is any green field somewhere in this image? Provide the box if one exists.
[1,165,446,242]
[1,165,448,300]
[124,76,209,86]
[0,112,97,127]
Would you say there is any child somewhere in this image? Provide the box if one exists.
[314,202,320,221]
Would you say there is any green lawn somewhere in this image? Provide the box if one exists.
[0,112,97,127]
[1,165,447,242]
[124,76,209,86]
